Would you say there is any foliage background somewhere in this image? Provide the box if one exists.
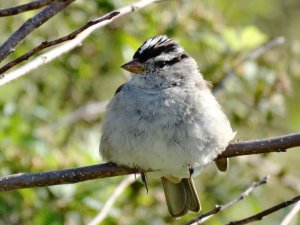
[0,0,300,224]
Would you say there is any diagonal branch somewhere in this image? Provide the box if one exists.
[227,195,300,225]
[87,175,138,225]
[0,0,162,86]
[0,0,59,17]
[0,11,120,75]
[0,132,299,191]
[0,0,75,63]
[280,201,300,225]
[185,176,269,225]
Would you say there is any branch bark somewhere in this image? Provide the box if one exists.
[0,11,120,75]
[280,201,300,225]
[0,0,58,17]
[185,176,269,225]
[0,132,299,191]
[0,0,75,63]
[0,0,162,86]
[227,195,300,225]
[0,163,139,191]
[217,132,300,158]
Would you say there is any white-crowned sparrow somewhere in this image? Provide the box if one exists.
[100,35,235,218]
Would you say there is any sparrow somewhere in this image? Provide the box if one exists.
[99,35,235,218]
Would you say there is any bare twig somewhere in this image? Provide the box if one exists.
[0,0,162,86]
[0,0,58,17]
[87,175,138,225]
[0,11,120,75]
[227,195,300,225]
[185,176,269,225]
[0,133,299,191]
[280,201,300,225]
[0,0,75,63]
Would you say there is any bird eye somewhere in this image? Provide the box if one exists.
[156,61,168,68]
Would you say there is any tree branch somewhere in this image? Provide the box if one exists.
[0,0,162,86]
[227,195,300,225]
[0,163,140,191]
[185,176,269,225]
[0,11,120,75]
[0,0,75,63]
[217,132,300,159]
[87,175,138,225]
[0,132,299,191]
[280,201,300,225]
[0,0,58,17]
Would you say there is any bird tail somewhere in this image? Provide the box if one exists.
[161,177,201,218]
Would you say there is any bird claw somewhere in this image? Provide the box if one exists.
[188,164,194,178]
[141,171,149,193]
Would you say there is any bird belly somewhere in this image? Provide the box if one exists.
[100,88,234,178]
[101,111,225,178]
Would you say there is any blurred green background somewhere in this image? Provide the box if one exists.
[0,0,300,224]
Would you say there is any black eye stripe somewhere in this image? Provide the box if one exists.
[180,53,188,59]
[155,54,189,68]
[155,61,168,68]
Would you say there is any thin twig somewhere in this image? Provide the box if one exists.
[0,0,161,86]
[0,11,120,75]
[279,201,300,225]
[87,175,138,225]
[185,176,269,225]
[227,195,300,225]
[0,133,299,191]
[0,0,75,63]
[0,0,58,17]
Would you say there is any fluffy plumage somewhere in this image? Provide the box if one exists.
[100,35,235,218]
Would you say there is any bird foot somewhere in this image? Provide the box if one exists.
[188,164,194,178]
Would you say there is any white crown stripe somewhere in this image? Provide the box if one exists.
[138,35,169,55]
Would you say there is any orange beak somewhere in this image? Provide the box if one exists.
[121,58,144,74]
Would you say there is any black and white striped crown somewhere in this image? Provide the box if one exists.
[133,35,183,62]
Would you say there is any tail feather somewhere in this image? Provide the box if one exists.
[182,178,200,212]
[161,177,201,218]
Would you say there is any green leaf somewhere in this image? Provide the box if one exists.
[222,25,267,51]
